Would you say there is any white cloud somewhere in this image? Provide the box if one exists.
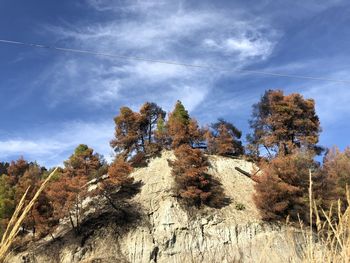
[0,121,115,167]
[204,36,275,60]
[40,1,279,111]
[86,0,169,13]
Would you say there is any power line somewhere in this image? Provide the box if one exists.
[0,38,349,84]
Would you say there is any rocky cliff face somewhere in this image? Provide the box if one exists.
[7,151,306,263]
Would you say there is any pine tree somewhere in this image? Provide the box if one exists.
[15,164,42,236]
[170,145,227,208]
[140,102,166,144]
[247,90,322,157]
[168,100,191,148]
[64,144,103,179]
[206,119,243,156]
[0,175,15,235]
[321,146,350,211]
[154,114,170,149]
[46,145,104,235]
[110,107,141,158]
[7,157,29,186]
[253,150,317,222]
[188,118,204,148]
[170,145,211,207]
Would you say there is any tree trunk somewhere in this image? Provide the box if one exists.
[68,212,77,234]
[104,193,119,212]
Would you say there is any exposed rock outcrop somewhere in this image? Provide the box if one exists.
[7,151,306,263]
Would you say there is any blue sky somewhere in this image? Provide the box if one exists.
[0,0,349,167]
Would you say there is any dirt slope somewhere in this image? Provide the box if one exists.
[7,151,305,263]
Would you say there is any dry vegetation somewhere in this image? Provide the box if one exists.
[0,168,58,262]
[0,91,349,262]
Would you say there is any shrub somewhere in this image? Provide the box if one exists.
[235,203,245,210]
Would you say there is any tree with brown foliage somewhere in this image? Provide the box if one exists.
[253,150,318,222]
[111,107,142,158]
[168,100,191,149]
[170,145,227,208]
[45,173,70,235]
[46,145,104,235]
[5,163,56,239]
[247,90,322,158]
[46,170,88,235]
[7,158,29,186]
[111,103,166,161]
[15,164,42,236]
[64,144,104,179]
[188,118,204,148]
[140,102,166,144]
[31,193,56,238]
[99,157,134,211]
[104,158,134,191]
[321,146,350,211]
[205,119,243,156]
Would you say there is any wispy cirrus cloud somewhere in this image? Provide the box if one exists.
[39,0,280,111]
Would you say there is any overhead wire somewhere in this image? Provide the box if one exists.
[0,39,349,84]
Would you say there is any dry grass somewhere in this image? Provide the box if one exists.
[0,168,58,262]
[271,171,350,263]
[298,172,350,263]
[256,169,350,263]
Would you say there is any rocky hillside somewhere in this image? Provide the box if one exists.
[7,151,306,263]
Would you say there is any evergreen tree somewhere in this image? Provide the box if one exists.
[7,157,29,186]
[46,145,104,235]
[64,144,103,179]
[247,90,322,157]
[140,102,166,144]
[110,107,141,158]
[168,100,191,148]
[170,145,227,208]
[0,175,15,235]
[205,119,243,156]
[154,114,170,148]
[321,146,350,212]
[253,150,318,222]
[0,162,9,176]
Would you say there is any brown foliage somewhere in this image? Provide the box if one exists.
[7,158,29,186]
[140,102,166,144]
[167,101,191,149]
[98,157,136,213]
[103,158,134,192]
[64,144,104,179]
[44,145,104,235]
[46,171,89,235]
[321,146,350,211]
[170,145,228,208]
[110,107,142,158]
[188,118,204,147]
[248,90,321,157]
[45,175,70,232]
[15,165,42,236]
[168,116,190,149]
[253,150,317,222]
[111,103,166,160]
[205,120,243,156]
